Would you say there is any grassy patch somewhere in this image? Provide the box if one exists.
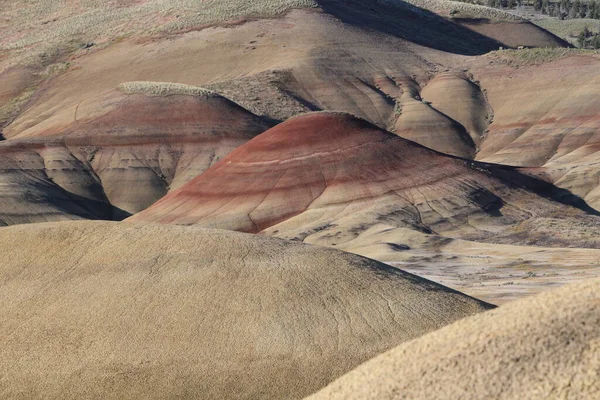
[0,58,73,130]
[118,82,217,97]
[387,0,521,21]
[0,87,37,130]
[491,47,600,64]
[533,18,600,45]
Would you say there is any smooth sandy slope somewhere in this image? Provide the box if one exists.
[0,220,492,400]
[307,277,600,399]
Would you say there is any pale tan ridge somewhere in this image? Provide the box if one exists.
[0,220,492,400]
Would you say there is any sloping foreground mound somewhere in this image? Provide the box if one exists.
[0,221,492,400]
[307,277,600,400]
[130,112,595,248]
[0,84,270,224]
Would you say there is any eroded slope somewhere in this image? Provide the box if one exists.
[0,86,270,223]
[471,52,600,211]
[130,112,598,247]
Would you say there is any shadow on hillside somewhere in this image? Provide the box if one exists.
[52,189,132,222]
[315,0,506,55]
[470,161,600,217]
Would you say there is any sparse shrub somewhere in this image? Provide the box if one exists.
[571,0,581,18]
[118,82,217,97]
[591,1,600,19]
[578,29,587,46]
[534,18,600,45]
[542,0,550,13]
[534,0,543,11]
[493,47,600,64]
[396,0,521,20]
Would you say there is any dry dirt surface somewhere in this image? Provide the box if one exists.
[457,19,569,48]
[338,228,600,304]
[307,277,600,400]
[0,0,598,396]
[0,220,492,400]
[1,3,567,136]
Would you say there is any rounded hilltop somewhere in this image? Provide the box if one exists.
[0,220,492,400]
[308,276,600,399]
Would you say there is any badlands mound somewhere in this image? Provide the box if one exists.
[468,52,600,211]
[0,84,270,224]
[0,220,491,400]
[391,72,487,158]
[307,277,600,400]
[0,138,123,225]
[131,112,596,248]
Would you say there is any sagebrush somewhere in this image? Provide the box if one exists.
[118,82,217,97]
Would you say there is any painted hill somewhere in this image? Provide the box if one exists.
[307,277,600,399]
[0,220,492,400]
[470,52,600,211]
[130,112,596,248]
[0,84,270,224]
[1,0,596,305]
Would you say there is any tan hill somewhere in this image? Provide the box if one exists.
[473,52,600,167]
[391,72,488,157]
[419,72,490,146]
[0,3,576,222]
[0,220,492,400]
[2,1,568,138]
[457,19,569,48]
[1,7,474,139]
[306,277,600,400]
[0,84,270,224]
